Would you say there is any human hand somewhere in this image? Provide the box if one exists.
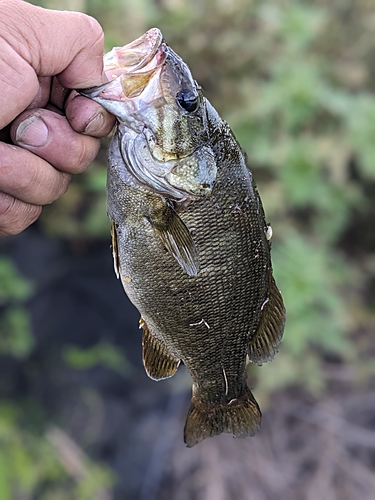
[0,0,115,236]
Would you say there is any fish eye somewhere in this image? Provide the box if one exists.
[176,89,199,112]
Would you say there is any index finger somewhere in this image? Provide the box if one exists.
[0,0,105,128]
[0,41,39,129]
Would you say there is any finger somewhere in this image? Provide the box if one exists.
[50,77,70,111]
[27,77,52,110]
[0,1,105,128]
[11,109,101,174]
[0,192,42,236]
[66,94,116,138]
[1,1,105,88]
[0,141,71,205]
[0,39,39,128]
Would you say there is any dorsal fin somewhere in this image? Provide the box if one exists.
[247,275,286,366]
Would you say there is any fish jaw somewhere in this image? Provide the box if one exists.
[103,27,163,80]
[79,28,166,124]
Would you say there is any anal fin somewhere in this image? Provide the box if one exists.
[248,275,286,365]
[146,200,199,277]
[184,387,261,448]
[140,318,180,381]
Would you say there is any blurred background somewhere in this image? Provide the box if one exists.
[1,0,375,498]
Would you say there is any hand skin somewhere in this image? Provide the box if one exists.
[0,0,115,236]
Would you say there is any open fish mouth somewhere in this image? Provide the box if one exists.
[80,29,217,201]
[81,28,166,102]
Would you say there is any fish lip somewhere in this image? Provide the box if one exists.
[79,29,166,103]
[103,28,164,79]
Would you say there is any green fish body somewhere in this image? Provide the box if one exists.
[81,28,286,447]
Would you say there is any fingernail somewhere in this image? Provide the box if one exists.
[15,115,49,147]
[84,112,105,135]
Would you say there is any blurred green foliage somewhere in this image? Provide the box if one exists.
[0,412,114,500]
[4,0,375,495]
[63,341,132,377]
[0,260,115,498]
[0,257,34,358]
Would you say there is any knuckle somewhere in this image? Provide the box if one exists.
[73,138,100,173]
[74,12,104,47]
[57,172,71,196]
[87,16,105,45]
[0,193,19,218]
[47,172,71,203]
[17,163,39,195]
[0,192,41,235]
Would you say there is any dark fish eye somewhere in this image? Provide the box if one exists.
[176,89,199,112]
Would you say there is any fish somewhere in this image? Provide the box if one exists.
[80,28,286,447]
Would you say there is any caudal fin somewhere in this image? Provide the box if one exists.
[183,388,261,448]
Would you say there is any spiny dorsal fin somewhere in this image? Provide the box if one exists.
[146,200,199,276]
[247,275,286,366]
[184,386,261,448]
[110,220,120,279]
[141,318,180,381]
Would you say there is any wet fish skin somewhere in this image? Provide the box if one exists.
[81,29,286,447]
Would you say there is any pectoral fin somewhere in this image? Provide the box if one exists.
[247,275,286,365]
[110,220,120,279]
[140,318,180,380]
[146,200,199,276]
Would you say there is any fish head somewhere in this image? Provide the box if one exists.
[80,28,216,200]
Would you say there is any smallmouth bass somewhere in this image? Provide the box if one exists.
[81,28,286,447]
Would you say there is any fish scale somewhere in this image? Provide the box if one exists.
[80,28,285,447]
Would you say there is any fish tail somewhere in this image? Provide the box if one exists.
[183,387,261,448]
